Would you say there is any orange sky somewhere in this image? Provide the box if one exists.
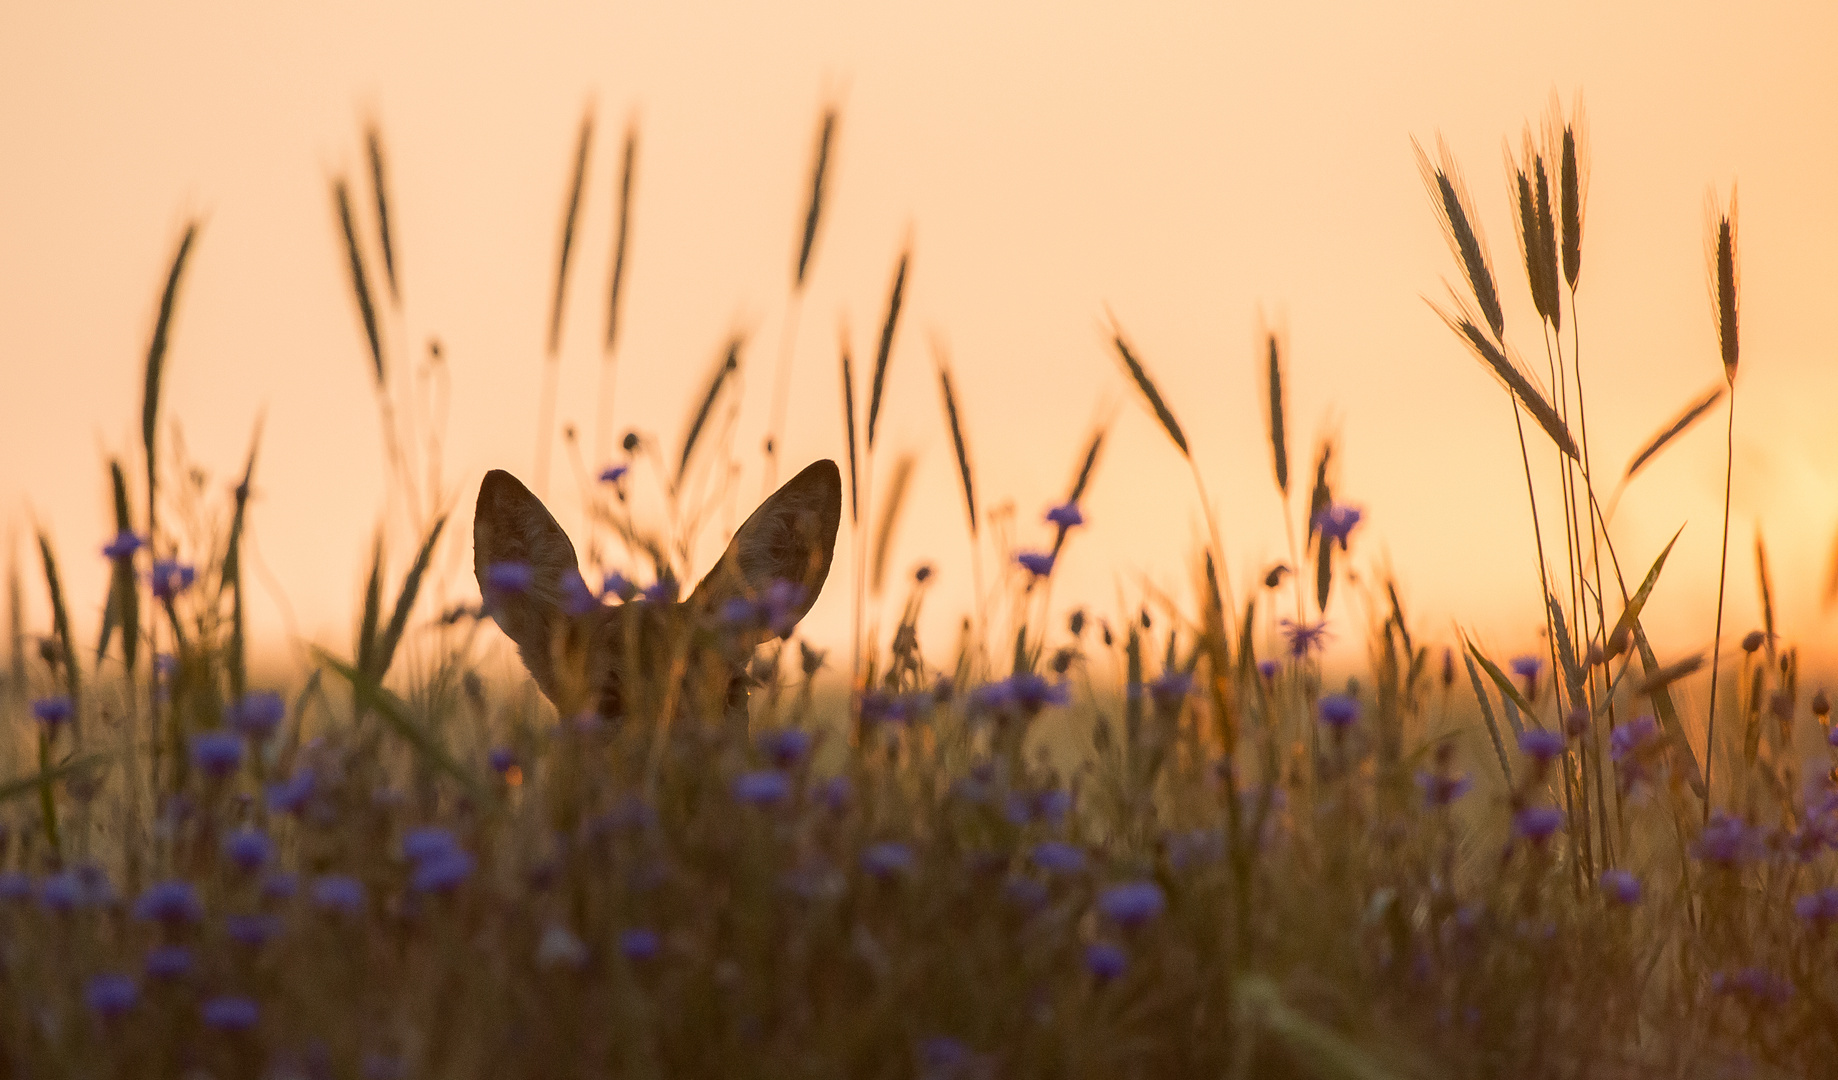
[4,1,1838,685]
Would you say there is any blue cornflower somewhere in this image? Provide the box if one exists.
[1318,694,1360,730]
[1313,503,1362,546]
[31,696,73,730]
[1030,841,1087,875]
[311,875,366,916]
[1513,806,1564,843]
[484,561,534,595]
[1600,869,1642,905]
[1794,887,1838,926]
[39,870,82,912]
[402,826,460,864]
[487,746,517,774]
[226,913,283,947]
[760,727,813,768]
[862,842,916,880]
[560,568,598,616]
[1280,618,1332,658]
[763,579,807,637]
[102,531,144,560]
[1009,673,1070,713]
[1036,788,1073,826]
[734,770,792,806]
[200,995,259,1032]
[73,862,116,907]
[1257,658,1279,680]
[620,927,661,962]
[133,879,203,925]
[1415,770,1474,808]
[1046,502,1084,528]
[1016,550,1056,577]
[229,691,285,739]
[1148,671,1194,709]
[817,774,853,812]
[1695,812,1760,867]
[1085,941,1128,981]
[602,571,635,600]
[1518,728,1566,763]
[599,464,629,485]
[0,871,30,902]
[224,829,273,872]
[410,850,475,894]
[150,560,196,601]
[145,945,194,981]
[267,769,315,814]
[641,578,679,604]
[1097,880,1166,927]
[1508,655,1542,680]
[85,973,138,1019]
[190,730,243,778]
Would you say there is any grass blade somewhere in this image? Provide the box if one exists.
[1264,332,1288,496]
[222,425,262,702]
[936,354,978,537]
[840,344,860,526]
[355,534,383,683]
[871,455,915,596]
[1608,526,1684,651]
[1624,384,1725,481]
[371,515,448,685]
[794,107,836,289]
[1463,649,1513,785]
[144,223,199,532]
[866,250,908,450]
[1631,620,1706,798]
[1465,634,1538,729]
[1052,428,1106,558]
[1110,324,1190,457]
[606,120,637,353]
[1434,304,1578,460]
[549,108,594,356]
[37,531,80,742]
[366,122,399,303]
[0,751,112,805]
[97,461,140,673]
[333,180,384,385]
[676,339,740,494]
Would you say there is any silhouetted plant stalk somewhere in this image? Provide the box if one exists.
[1704,191,1740,822]
[763,106,837,493]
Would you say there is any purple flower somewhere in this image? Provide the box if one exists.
[31,696,73,729]
[488,746,517,774]
[1313,503,1362,545]
[1046,502,1084,528]
[200,995,259,1033]
[133,879,203,925]
[1280,618,1332,658]
[1009,673,1070,713]
[1695,812,1760,867]
[602,571,635,600]
[267,769,315,814]
[84,973,138,1019]
[1097,880,1166,927]
[145,945,194,981]
[150,560,196,601]
[620,927,661,962]
[311,875,366,916]
[1518,729,1565,763]
[484,561,534,595]
[763,579,808,637]
[226,913,283,947]
[641,578,679,604]
[1085,941,1128,981]
[1030,841,1086,875]
[1508,655,1542,681]
[560,569,598,616]
[1148,671,1194,709]
[1016,550,1056,577]
[224,829,273,872]
[410,849,475,894]
[1257,659,1279,680]
[760,727,813,767]
[1416,770,1474,808]
[1794,887,1838,926]
[0,871,30,902]
[189,730,243,778]
[1318,694,1360,730]
[1513,806,1564,843]
[599,464,629,485]
[1036,788,1073,826]
[817,775,853,812]
[402,826,461,864]
[862,841,917,879]
[39,871,82,912]
[102,531,144,560]
[734,770,792,806]
[228,691,286,739]
[1600,869,1642,905]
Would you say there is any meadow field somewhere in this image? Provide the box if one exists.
[2,99,1834,1079]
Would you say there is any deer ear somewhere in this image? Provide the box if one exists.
[691,459,842,644]
[473,470,582,695]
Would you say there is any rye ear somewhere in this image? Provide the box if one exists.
[474,469,581,695]
[691,459,842,646]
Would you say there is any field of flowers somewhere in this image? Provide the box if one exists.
[3,98,1836,1079]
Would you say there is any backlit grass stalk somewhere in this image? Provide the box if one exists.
[764,107,836,491]
[537,107,594,496]
[1704,193,1740,821]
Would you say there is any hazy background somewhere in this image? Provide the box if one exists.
[4,1,1837,686]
